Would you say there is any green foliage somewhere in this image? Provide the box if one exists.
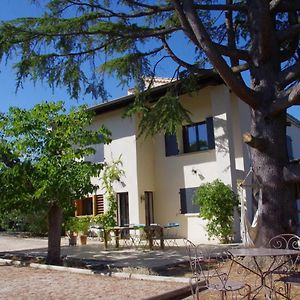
[93,157,124,229]
[0,1,216,100]
[66,216,91,235]
[125,92,191,137]
[193,179,239,243]
[0,101,111,229]
[0,209,48,235]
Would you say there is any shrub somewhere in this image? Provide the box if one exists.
[65,216,91,235]
[193,179,239,243]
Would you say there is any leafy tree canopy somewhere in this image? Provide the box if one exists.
[0,102,111,264]
[0,1,299,119]
[0,101,111,214]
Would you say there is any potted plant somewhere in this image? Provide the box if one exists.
[75,216,91,245]
[65,218,78,246]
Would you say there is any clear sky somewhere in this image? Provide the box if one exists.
[0,0,299,120]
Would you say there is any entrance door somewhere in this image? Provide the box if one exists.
[145,191,154,226]
[117,192,129,227]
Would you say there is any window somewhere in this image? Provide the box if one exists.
[179,187,200,214]
[183,122,208,152]
[76,197,93,216]
[75,194,104,216]
[164,117,215,157]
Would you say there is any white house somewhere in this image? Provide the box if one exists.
[76,75,300,244]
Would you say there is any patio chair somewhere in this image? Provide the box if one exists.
[128,224,147,248]
[184,239,251,300]
[147,224,164,249]
[163,223,180,247]
[268,234,300,298]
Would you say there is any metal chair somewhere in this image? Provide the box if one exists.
[163,222,180,247]
[184,239,251,300]
[128,224,146,248]
[268,234,300,298]
[269,234,300,251]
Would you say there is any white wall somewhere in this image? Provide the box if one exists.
[89,109,140,224]
[88,84,249,244]
[149,86,240,243]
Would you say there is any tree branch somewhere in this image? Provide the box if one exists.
[271,83,300,115]
[174,0,259,109]
[225,0,239,68]
[161,38,201,73]
[5,21,180,45]
[214,43,250,62]
[126,1,247,12]
[278,61,300,89]
[283,164,300,183]
[247,0,274,66]
[269,0,282,11]
[277,24,300,43]
[0,150,20,168]
[243,132,268,151]
[275,0,300,12]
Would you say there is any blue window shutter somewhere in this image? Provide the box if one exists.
[179,187,200,214]
[206,117,215,149]
[287,135,294,160]
[165,133,179,156]
[179,189,187,214]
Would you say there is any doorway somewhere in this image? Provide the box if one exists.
[117,192,129,227]
[145,191,154,226]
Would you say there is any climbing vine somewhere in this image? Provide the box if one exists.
[93,156,124,228]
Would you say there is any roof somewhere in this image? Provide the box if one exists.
[287,113,300,127]
[87,72,222,115]
[87,75,300,125]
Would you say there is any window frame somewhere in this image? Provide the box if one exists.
[179,187,200,214]
[183,121,209,153]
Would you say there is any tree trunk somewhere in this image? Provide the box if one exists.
[47,203,63,265]
[250,109,297,246]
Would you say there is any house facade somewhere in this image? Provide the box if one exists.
[77,79,300,244]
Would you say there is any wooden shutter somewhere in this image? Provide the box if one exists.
[206,117,215,149]
[75,199,83,216]
[94,194,104,215]
[165,133,179,156]
[179,187,199,214]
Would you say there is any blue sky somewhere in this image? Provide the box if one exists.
[0,0,299,120]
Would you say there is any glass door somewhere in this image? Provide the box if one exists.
[145,191,154,226]
[117,192,129,227]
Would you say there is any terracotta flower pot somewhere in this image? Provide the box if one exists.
[80,234,87,245]
[69,234,77,246]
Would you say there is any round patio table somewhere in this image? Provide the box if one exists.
[228,247,300,299]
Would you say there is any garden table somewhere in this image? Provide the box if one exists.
[103,225,164,250]
[228,247,300,299]
[103,226,133,249]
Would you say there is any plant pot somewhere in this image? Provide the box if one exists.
[80,234,87,245]
[69,235,77,246]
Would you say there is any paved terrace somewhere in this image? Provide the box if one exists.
[0,233,230,272]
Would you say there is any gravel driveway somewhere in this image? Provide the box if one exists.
[0,265,189,300]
